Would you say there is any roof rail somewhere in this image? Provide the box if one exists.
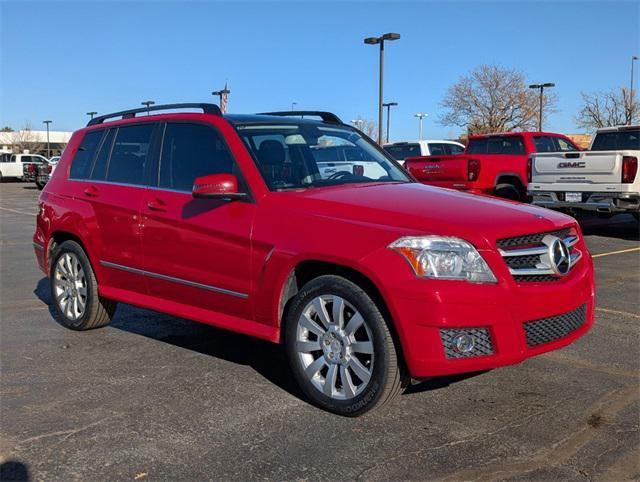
[87,103,222,126]
[257,111,343,124]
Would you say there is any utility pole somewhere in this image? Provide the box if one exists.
[630,56,638,124]
[364,33,401,144]
[43,120,52,158]
[382,102,398,143]
[528,83,555,131]
[141,100,155,115]
[414,113,428,140]
[212,84,231,113]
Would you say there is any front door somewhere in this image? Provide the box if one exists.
[141,121,254,320]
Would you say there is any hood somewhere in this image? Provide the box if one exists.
[273,183,574,248]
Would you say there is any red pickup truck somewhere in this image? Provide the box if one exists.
[405,132,580,202]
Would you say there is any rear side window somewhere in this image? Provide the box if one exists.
[427,143,447,155]
[70,130,104,179]
[468,136,525,154]
[383,143,421,160]
[554,137,578,152]
[533,136,556,152]
[448,144,465,154]
[106,124,155,185]
[159,123,235,192]
[591,130,640,151]
[90,129,116,180]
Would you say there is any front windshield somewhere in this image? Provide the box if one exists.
[236,123,411,190]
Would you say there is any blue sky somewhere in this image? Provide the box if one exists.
[1,1,638,140]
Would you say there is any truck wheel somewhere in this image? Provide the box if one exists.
[633,213,639,223]
[36,181,45,190]
[285,275,407,416]
[0,172,3,183]
[50,240,117,330]
[494,183,522,201]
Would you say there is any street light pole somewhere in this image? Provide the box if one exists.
[528,83,555,131]
[291,102,297,111]
[382,102,398,143]
[351,119,364,130]
[630,56,638,125]
[141,100,155,116]
[86,111,97,120]
[364,33,400,145]
[414,113,428,140]
[43,120,52,158]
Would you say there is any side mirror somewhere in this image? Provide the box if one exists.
[192,173,246,200]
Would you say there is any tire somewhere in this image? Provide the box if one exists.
[632,212,639,223]
[494,183,522,201]
[49,240,117,330]
[0,172,3,183]
[285,275,407,416]
[36,181,45,190]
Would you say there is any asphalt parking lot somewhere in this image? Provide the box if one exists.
[0,181,638,481]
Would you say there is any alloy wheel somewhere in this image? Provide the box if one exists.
[53,253,88,320]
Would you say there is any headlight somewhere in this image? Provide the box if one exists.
[389,236,497,283]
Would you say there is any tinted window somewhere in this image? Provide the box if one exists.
[555,137,578,152]
[468,136,525,154]
[159,123,235,192]
[91,129,116,180]
[383,143,421,160]
[591,129,640,151]
[106,124,154,185]
[533,136,557,152]
[70,130,104,179]
[428,143,447,155]
[448,144,465,154]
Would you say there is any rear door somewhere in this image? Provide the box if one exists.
[141,120,255,320]
[66,123,160,294]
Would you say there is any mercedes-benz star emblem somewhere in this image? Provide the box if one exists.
[548,237,571,276]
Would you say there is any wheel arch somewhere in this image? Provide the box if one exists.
[48,231,97,279]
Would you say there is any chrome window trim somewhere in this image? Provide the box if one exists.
[99,260,248,299]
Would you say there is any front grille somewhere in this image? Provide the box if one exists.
[524,304,587,348]
[497,228,571,249]
[440,328,494,359]
[497,227,581,283]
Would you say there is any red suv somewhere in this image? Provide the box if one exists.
[34,104,595,416]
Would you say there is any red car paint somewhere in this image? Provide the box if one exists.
[34,112,595,379]
[404,132,579,199]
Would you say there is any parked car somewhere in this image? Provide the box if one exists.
[0,153,48,182]
[404,132,580,202]
[529,125,639,220]
[36,157,60,190]
[383,140,465,165]
[34,104,595,416]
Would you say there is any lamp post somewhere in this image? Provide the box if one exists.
[364,32,401,145]
[43,120,52,158]
[382,102,398,143]
[141,100,155,115]
[414,113,428,140]
[291,102,297,111]
[86,111,97,120]
[351,119,364,130]
[528,83,555,131]
[630,56,638,125]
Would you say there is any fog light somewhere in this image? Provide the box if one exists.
[452,334,475,353]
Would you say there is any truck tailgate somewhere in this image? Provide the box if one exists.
[405,155,469,183]
[532,151,636,184]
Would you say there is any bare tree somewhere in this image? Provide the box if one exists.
[11,123,44,154]
[575,87,639,130]
[440,64,557,134]
[1,126,14,132]
[359,119,378,140]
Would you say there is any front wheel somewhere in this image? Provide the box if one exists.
[285,275,407,416]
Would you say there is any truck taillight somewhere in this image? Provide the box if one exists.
[353,165,364,176]
[622,156,638,183]
[28,164,36,173]
[527,158,532,182]
[48,164,53,173]
[467,159,480,181]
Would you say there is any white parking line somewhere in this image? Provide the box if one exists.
[592,247,640,258]
[0,206,37,216]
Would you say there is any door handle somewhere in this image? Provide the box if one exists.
[147,198,167,212]
[83,186,99,197]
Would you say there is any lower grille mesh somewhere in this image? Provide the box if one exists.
[524,304,587,348]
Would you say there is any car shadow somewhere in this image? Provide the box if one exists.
[21,185,38,190]
[34,277,478,403]
[576,213,639,242]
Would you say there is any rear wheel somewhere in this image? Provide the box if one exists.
[50,240,117,330]
[285,275,407,416]
[494,183,522,201]
[36,181,45,190]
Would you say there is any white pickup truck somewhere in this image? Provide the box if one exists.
[528,125,639,220]
[0,153,49,182]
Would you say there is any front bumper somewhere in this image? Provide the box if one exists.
[530,191,640,213]
[366,247,595,378]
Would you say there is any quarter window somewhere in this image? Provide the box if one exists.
[90,129,116,181]
[533,136,556,152]
[70,130,104,179]
[159,123,235,192]
[555,137,578,152]
[106,124,155,185]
